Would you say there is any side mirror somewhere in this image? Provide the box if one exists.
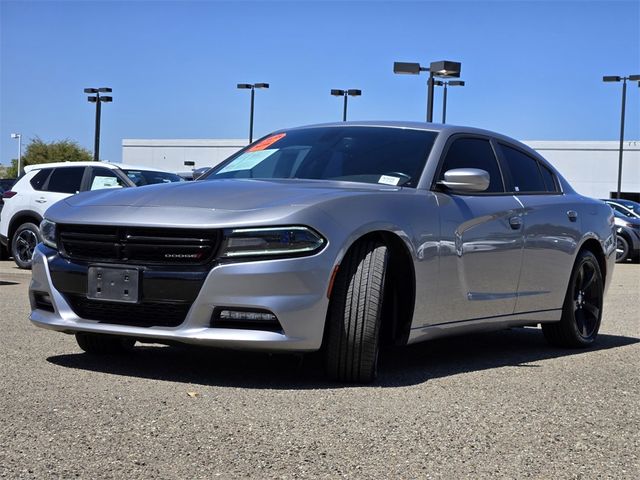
[440,168,490,192]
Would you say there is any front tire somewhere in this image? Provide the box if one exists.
[11,222,41,269]
[324,240,388,383]
[75,333,136,354]
[615,235,630,263]
[542,250,603,348]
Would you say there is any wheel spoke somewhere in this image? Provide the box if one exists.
[575,310,586,336]
[583,302,599,320]
[581,266,595,291]
[575,268,584,291]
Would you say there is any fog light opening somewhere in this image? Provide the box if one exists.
[33,291,54,312]
[212,308,283,332]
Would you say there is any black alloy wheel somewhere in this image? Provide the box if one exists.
[11,222,42,269]
[542,250,603,348]
[571,260,602,340]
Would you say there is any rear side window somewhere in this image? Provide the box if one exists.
[539,162,559,192]
[439,137,504,193]
[30,169,53,191]
[46,167,85,194]
[499,144,546,193]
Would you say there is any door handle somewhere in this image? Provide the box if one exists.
[567,210,578,222]
[35,198,47,204]
[509,216,522,230]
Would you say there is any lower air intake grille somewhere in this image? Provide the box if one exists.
[65,295,190,328]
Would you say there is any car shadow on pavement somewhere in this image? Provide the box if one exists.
[46,327,639,389]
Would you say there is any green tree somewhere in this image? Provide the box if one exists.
[7,137,92,178]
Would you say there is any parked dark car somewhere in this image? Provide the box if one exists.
[612,210,640,262]
[602,199,640,219]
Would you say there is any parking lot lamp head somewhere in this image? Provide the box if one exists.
[10,133,22,176]
[393,60,462,122]
[331,89,362,121]
[439,80,465,124]
[237,83,269,143]
[602,75,639,199]
[85,86,112,162]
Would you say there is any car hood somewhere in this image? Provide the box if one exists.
[46,178,406,229]
[63,179,400,210]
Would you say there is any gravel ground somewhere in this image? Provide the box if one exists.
[0,260,638,479]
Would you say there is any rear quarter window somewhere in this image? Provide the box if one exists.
[30,169,53,191]
[499,144,546,193]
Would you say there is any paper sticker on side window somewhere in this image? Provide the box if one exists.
[379,175,400,186]
[248,133,286,152]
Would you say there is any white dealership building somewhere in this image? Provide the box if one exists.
[122,138,640,200]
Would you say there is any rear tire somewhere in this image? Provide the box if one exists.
[324,240,388,383]
[542,250,603,348]
[11,222,41,269]
[75,333,136,354]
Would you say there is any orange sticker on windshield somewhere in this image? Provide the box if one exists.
[248,133,286,152]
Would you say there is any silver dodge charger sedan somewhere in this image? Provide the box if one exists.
[30,122,616,382]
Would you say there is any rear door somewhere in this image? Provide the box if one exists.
[31,166,87,216]
[429,135,525,325]
[496,142,581,313]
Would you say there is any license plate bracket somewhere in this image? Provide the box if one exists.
[87,266,140,303]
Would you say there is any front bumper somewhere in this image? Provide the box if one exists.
[29,244,332,352]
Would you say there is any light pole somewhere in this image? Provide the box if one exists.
[394,60,462,122]
[330,89,362,121]
[434,80,465,124]
[237,83,269,143]
[10,133,22,177]
[603,74,640,199]
[84,87,113,162]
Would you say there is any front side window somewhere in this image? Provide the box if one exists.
[438,137,505,193]
[46,167,85,194]
[123,170,184,186]
[90,168,127,190]
[204,127,439,188]
[499,144,546,193]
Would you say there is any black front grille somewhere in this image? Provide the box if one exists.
[58,225,220,265]
[65,294,190,327]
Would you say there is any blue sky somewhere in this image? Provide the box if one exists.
[1,0,639,165]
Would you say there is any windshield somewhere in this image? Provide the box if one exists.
[619,200,640,216]
[202,126,438,188]
[123,169,184,186]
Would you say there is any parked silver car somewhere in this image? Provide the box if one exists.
[29,122,616,382]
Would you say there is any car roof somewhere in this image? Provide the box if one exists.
[23,161,175,174]
[278,121,539,158]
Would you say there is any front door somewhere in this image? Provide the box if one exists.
[428,136,524,325]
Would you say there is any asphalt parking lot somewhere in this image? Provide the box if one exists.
[0,260,638,479]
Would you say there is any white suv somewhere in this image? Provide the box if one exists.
[0,161,184,268]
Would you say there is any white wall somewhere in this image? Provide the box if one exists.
[122,139,246,174]
[523,140,640,198]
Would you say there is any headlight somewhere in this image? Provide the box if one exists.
[220,226,325,258]
[39,219,57,249]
